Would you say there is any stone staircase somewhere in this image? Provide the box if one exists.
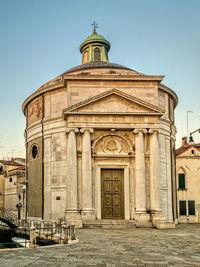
[83,219,137,229]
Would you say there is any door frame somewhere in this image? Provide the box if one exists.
[95,163,130,220]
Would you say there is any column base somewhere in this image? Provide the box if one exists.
[134,211,151,228]
[150,212,175,229]
[65,210,82,228]
[150,212,166,223]
[81,210,95,221]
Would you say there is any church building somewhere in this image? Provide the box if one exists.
[22,27,178,228]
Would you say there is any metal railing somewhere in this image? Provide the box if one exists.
[0,221,74,249]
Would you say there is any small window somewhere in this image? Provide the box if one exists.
[188,201,195,215]
[178,173,185,189]
[191,150,194,154]
[32,145,38,159]
[179,200,186,215]
[94,47,100,61]
[9,177,12,183]
[56,196,60,200]
[18,194,21,200]
[0,167,2,174]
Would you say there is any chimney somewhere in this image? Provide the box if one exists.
[182,136,188,147]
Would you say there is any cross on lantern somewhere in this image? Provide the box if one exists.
[91,21,98,31]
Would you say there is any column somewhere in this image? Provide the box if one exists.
[166,136,173,221]
[66,128,79,211]
[80,128,94,219]
[149,129,161,213]
[133,129,147,213]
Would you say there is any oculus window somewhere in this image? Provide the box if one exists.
[32,145,38,159]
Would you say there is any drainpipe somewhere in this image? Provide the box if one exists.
[42,94,44,220]
[25,109,28,223]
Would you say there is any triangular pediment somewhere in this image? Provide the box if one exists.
[63,89,164,115]
[178,146,200,157]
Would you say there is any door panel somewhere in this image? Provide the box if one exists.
[101,169,124,219]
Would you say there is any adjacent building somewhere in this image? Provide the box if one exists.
[176,137,200,223]
[22,29,178,228]
[4,165,26,220]
[0,159,26,219]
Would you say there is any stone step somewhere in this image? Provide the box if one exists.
[83,219,137,229]
[135,221,153,228]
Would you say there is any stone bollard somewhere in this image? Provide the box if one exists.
[61,222,67,244]
[29,226,36,248]
[70,223,76,240]
[40,220,45,235]
[52,221,56,234]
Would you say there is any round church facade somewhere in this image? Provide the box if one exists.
[23,29,178,228]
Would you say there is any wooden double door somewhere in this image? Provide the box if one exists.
[101,169,124,219]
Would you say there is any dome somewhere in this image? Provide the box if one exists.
[80,30,110,53]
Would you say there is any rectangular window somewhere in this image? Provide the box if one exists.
[178,173,185,189]
[179,200,186,215]
[188,201,195,215]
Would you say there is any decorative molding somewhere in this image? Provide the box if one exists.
[103,137,122,153]
[133,129,147,134]
[80,128,94,134]
[66,128,79,134]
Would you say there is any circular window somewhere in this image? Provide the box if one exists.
[32,145,38,159]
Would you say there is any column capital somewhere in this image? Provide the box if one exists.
[148,129,160,134]
[80,128,94,134]
[66,128,79,134]
[133,129,147,134]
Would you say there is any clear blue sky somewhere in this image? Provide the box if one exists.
[0,0,199,159]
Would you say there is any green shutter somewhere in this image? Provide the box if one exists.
[179,201,186,215]
[178,173,185,189]
[188,201,195,215]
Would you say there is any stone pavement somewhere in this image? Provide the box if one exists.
[0,224,200,266]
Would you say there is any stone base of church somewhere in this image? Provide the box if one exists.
[65,210,83,228]
[81,210,95,221]
[153,220,175,229]
[134,212,150,222]
[150,212,175,229]
[151,212,166,223]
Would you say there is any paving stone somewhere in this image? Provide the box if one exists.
[0,224,200,266]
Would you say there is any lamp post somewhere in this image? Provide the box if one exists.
[186,111,194,140]
[189,128,200,143]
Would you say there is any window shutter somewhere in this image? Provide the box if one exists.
[179,200,186,215]
[178,173,185,189]
[188,201,195,215]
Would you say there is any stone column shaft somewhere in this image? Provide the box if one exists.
[81,129,93,212]
[66,129,78,211]
[149,130,161,212]
[134,129,146,212]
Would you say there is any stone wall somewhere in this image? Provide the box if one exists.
[28,137,43,217]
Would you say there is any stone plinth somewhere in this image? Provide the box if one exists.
[65,211,82,228]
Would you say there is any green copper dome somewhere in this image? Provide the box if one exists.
[80,30,110,53]
[80,30,111,64]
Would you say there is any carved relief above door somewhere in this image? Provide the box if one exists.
[101,169,124,219]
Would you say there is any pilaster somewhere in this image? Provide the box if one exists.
[80,128,95,220]
[65,128,82,227]
[133,129,150,222]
